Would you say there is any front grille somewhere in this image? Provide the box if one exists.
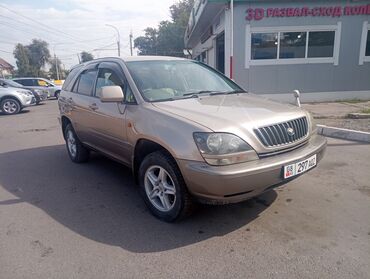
[254,116,308,147]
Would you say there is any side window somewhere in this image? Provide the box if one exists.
[124,85,136,104]
[76,70,98,96]
[95,68,123,97]
[15,79,33,86]
[37,79,48,87]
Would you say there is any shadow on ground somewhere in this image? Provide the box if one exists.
[0,145,276,253]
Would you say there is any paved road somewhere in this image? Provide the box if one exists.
[1,101,369,279]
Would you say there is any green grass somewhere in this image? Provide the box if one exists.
[361,108,370,114]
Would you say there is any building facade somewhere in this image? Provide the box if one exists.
[185,0,370,102]
[0,58,14,78]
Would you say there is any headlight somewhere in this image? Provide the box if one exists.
[193,132,258,165]
[16,90,32,96]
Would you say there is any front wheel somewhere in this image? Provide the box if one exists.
[64,123,89,163]
[139,151,194,222]
[0,98,21,115]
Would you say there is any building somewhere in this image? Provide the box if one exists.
[0,58,14,78]
[185,0,370,102]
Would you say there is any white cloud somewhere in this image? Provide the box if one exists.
[0,0,176,69]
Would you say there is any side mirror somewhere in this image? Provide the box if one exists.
[100,85,124,102]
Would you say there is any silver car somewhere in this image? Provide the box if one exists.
[12,77,62,99]
[0,86,34,114]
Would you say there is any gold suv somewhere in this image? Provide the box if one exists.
[58,56,327,222]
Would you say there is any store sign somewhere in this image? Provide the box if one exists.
[246,4,370,21]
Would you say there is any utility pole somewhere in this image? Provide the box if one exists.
[129,30,133,56]
[106,24,121,57]
[54,53,60,80]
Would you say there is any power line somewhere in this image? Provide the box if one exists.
[0,4,82,42]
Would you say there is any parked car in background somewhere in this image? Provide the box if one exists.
[58,56,327,222]
[12,77,62,99]
[0,86,35,115]
[0,78,48,105]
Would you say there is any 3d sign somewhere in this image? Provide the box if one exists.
[246,4,370,21]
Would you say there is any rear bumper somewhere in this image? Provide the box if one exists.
[177,134,327,204]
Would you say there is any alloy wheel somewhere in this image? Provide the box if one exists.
[144,165,177,212]
[3,100,19,114]
[66,130,77,158]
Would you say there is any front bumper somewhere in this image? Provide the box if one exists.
[177,134,327,204]
[19,95,34,107]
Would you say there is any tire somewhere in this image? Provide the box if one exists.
[55,91,60,99]
[0,98,21,115]
[64,123,89,163]
[139,150,194,222]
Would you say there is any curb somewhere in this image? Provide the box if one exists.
[317,125,370,143]
[347,113,370,119]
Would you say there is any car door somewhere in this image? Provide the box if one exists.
[66,64,99,145]
[83,62,133,165]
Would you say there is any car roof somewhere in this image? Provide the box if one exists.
[71,56,189,70]
[13,77,48,80]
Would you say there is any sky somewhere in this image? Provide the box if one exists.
[0,0,176,69]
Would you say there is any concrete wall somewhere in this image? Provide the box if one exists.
[232,0,370,99]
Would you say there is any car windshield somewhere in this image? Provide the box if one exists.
[2,80,22,88]
[125,60,243,102]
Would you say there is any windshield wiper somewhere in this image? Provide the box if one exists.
[208,89,247,96]
[183,90,221,96]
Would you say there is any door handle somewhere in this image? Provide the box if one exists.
[89,103,98,111]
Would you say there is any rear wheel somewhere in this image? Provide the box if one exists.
[1,98,21,115]
[139,150,194,222]
[64,123,89,163]
[55,91,60,99]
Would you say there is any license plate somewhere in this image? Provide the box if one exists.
[284,154,317,179]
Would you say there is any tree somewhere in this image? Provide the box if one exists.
[13,43,31,77]
[13,39,50,77]
[49,57,67,80]
[134,0,194,57]
[134,28,158,55]
[80,51,94,63]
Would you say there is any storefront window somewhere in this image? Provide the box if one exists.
[307,31,335,58]
[279,32,306,59]
[366,30,370,57]
[249,26,339,65]
[251,33,278,60]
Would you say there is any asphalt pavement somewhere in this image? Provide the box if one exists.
[0,101,369,279]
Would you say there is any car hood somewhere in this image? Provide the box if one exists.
[153,93,307,130]
[152,93,309,151]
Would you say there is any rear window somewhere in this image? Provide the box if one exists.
[76,70,97,96]
[62,67,80,91]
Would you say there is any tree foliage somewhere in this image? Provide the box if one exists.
[134,0,194,57]
[49,57,67,80]
[80,51,94,63]
[13,39,51,77]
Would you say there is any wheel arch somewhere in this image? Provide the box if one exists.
[133,138,179,184]
[0,95,22,105]
[61,115,72,140]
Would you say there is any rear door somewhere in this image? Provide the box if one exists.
[66,64,99,145]
[84,62,133,165]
